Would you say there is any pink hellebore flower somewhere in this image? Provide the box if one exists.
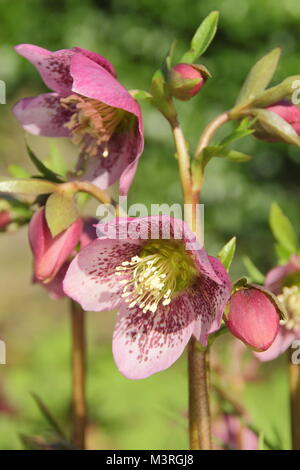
[63,216,231,379]
[168,63,206,101]
[256,255,300,361]
[13,44,144,195]
[213,414,258,450]
[226,287,280,352]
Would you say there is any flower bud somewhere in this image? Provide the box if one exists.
[168,63,206,101]
[226,287,280,351]
[266,100,300,134]
[29,207,83,283]
[0,210,11,230]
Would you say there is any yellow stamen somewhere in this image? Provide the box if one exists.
[115,240,197,313]
[278,285,300,331]
[61,94,125,158]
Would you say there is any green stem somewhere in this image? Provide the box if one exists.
[70,300,87,450]
[288,349,300,450]
[194,112,229,158]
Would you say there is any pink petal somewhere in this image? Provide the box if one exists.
[254,326,297,361]
[36,262,70,300]
[63,238,142,312]
[265,255,300,294]
[71,47,116,77]
[112,294,195,379]
[15,44,75,94]
[190,257,232,346]
[13,93,71,137]
[29,208,83,281]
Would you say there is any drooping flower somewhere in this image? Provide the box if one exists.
[226,287,280,352]
[256,255,300,361]
[168,63,206,101]
[213,414,258,450]
[63,216,231,379]
[13,45,144,195]
[266,100,300,134]
[29,209,97,299]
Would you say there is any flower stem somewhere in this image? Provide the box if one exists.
[194,112,229,158]
[288,349,300,450]
[70,299,87,449]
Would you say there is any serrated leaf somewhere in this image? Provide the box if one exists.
[269,202,298,255]
[235,48,281,106]
[26,144,64,183]
[252,75,300,108]
[45,190,78,237]
[0,178,57,195]
[8,164,30,179]
[243,256,265,283]
[254,108,300,146]
[218,236,236,271]
[181,11,219,63]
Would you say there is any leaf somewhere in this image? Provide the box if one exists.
[0,178,57,195]
[235,48,281,106]
[222,149,252,162]
[254,108,300,146]
[129,89,152,101]
[47,142,68,177]
[269,202,298,255]
[252,75,300,108]
[218,236,236,271]
[8,164,30,179]
[181,11,219,63]
[275,243,293,264]
[45,189,78,237]
[26,144,64,183]
[220,118,255,146]
[31,392,66,439]
[243,256,265,283]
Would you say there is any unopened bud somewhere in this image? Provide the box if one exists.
[168,63,207,101]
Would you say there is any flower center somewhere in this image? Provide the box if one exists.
[278,285,300,331]
[115,240,197,313]
[61,94,125,158]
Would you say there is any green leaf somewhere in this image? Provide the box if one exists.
[129,89,152,101]
[269,202,298,255]
[0,178,57,195]
[235,48,281,107]
[26,144,64,183]
[31,393,66,439]
[8,164,31,179]
[242,256,265,283]
[275,243,293,264]
[181,11,219,63]
[222,149,252,162]
[254,108,300,146]
[47,142,68,177]
[220,118,255,146]
[45,189,78,237]
[218,236,236,271]
[251,75,300,108]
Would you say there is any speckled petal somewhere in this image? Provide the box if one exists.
[63,238,142,312]
[112,294,195,379]
[13,93,72,137]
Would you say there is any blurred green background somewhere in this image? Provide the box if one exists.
[0,0,299,449]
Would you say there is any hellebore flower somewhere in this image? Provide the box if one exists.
[168,63,206,101]
[226,287,280,352]
[13,44,144,195]
[213,414,258,451]
[256,255,300,361]
[63,216,231,379]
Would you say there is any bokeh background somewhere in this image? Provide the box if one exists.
[0,0,299,449]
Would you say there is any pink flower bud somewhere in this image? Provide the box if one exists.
[168,63,206,101]
[226,288,280,351]
[29,207,83,282]
[266,100,300,134]
[0,210,11,230]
